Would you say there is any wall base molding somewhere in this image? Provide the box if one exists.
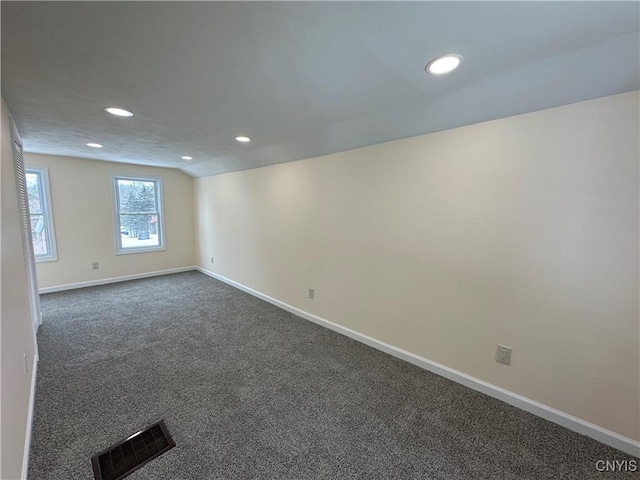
[21,353,38,479]
[196,266,639,458]
[39,266,196,294]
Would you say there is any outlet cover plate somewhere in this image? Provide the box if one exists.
[496,344,512,365]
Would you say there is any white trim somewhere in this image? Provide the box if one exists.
[39,266,196,294]
[26,166,58,262]
[196,266,640,458]
[21,353,38,479]
[115,245,167,256]
[11,114,23,145]
[112,174,166,255]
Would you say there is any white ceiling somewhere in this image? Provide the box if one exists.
[2,2,639,178]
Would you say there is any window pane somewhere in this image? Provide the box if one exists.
[26,172,43,213]
[114,176,163,253]
[117,180,157,213]
[119,214,160,249]
[30,214,49,256]
[26,167,57,261]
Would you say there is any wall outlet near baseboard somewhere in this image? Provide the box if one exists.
[92,261,99,270]
[308,287,315,300]
[210,257,214,264]
[496,344,512,365]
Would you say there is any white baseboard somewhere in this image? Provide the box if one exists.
[196,266,640,458]
[39,266,196,294]
[21,353,38,479]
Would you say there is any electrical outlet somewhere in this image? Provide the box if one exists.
[92,261,99,270]
[210,257,214,264]
[308,287,315,300]
[496,344,512,365]
[23,353,29,373]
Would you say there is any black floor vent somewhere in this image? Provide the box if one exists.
[91,420,175,480]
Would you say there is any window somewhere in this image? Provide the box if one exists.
[25,167,57,262]
[114,176,165,253]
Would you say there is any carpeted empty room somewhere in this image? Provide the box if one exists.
[29,272,636,480]
[3,3,638,479]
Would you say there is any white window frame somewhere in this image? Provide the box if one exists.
[113,175,166,254]
[25,166,58,262]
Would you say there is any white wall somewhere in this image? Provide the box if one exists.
[194,91,639,442]
[25,154,195,289]
[1,99,38,479]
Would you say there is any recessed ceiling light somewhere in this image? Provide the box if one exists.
[425,54,463,75]
[86,142,103,148]
[104,107,134,117]
[235,136,251,143]
[181,156,193,160]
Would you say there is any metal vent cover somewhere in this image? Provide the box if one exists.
[91,420,175,480]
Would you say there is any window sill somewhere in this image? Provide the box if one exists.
[35,255,58,263]
[116,246,167,255]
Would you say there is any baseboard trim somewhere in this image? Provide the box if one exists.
[39,266,197,294]
[196,266,640,458]
[21,353,38,479]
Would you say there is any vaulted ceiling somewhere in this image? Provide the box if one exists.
[2,2,638,177]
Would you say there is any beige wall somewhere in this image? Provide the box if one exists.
[25,154,195,289]
[194,91,640,441]
[1,99,39,479]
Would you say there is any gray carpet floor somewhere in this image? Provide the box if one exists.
[29,271,635,479]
